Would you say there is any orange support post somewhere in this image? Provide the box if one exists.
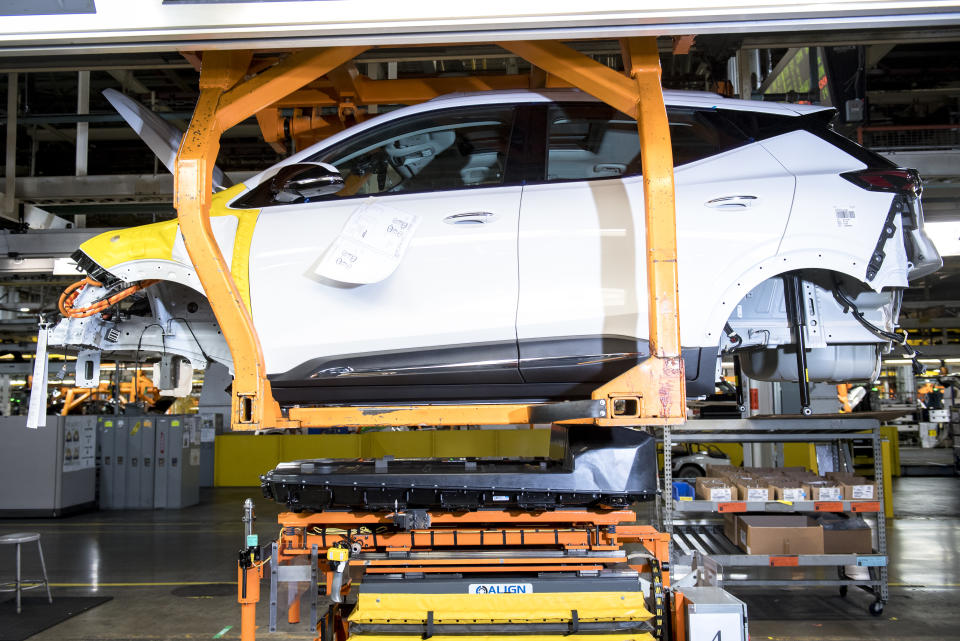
[596,36,686,424]
[287,595,300,624]
[238,563,261,641]
[175,48,366,430]
[502,38,686,424]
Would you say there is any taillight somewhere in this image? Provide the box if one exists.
[841,168,922,196]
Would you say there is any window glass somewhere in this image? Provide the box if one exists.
[233,106,516,208]
[313,106,515,198]
[546,105,641,181]
[545,104,752,182]
[716,108,798,142]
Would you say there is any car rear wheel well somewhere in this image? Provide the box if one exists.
[719,267,895,384]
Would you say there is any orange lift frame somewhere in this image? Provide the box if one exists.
[173,37,686,432]
[238,508,671,641]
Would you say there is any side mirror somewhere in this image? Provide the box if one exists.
[270,162,344,201]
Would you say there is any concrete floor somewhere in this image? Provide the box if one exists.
[1,477,958,641]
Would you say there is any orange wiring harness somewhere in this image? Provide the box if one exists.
[58,277,160,319]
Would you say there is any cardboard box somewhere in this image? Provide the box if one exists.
[778,466,812,476]
[824,528,873,553]
[807,481,844,502]
[816,515,873,554]
[744,467,781,477]
[770,480,810,502]
[696,477,737,501]
[737,515,824,555]
[827,474,877,500]
[705,464,739,478]
[842,479,877,501]
[723,514,739,544]
[735,481,774,502]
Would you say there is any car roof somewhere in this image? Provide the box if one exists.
[426,88,832,117]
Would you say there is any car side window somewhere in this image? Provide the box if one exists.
[669,108,749,166]
[234,106,516,208]
[314,105,516,198]
[546,105,640,181]
[544,104,751,182]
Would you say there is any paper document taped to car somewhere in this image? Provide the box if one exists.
[313,198,420,285]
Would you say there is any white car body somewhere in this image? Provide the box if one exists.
[52,89,941,403]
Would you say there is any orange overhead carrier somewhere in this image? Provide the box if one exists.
[174,37,685,431]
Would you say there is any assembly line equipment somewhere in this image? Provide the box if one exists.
[661,416,889,615]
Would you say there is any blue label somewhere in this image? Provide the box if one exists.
[856,556,886,567]
[246,534,258,547]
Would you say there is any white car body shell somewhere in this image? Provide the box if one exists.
[51,89,928,400]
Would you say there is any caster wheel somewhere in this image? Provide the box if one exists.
[839,585,848,598]
[738,405,746,413]
[869,600,884,616]
[801,407,813,416]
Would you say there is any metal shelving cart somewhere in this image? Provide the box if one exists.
[660,417,889,615]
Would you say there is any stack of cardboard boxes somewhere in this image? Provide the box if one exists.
[699,465,877,503]
[694,465,876,555]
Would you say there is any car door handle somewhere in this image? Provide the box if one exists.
[443,212,498,225]
[705,195,758,209]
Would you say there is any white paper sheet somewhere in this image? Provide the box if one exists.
[313,198,420,285]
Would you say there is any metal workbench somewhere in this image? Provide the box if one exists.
[659,416,889,615]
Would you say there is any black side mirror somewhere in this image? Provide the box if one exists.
[270,162,344,201]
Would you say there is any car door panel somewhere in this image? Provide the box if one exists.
[249,186,522,379]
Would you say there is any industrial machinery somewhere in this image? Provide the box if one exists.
[242,498,672,641]
[184,34,741,641]
[34,28,749,641]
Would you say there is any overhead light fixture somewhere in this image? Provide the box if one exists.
[18,307,30,313]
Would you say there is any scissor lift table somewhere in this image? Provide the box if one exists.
[239,506,671,641]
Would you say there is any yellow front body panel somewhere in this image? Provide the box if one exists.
[75,183,260,311]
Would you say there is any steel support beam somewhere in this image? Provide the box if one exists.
[4,72,16,222]
[498,40,639,118]
[0,228,110,258]
[14,173,252,205]
[75,71,89,178]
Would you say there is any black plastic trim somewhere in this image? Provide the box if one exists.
[865,195,903,281]
[267,337,716,403]
[71,250,120,287]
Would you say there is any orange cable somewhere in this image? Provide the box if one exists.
[58,277,159,319]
